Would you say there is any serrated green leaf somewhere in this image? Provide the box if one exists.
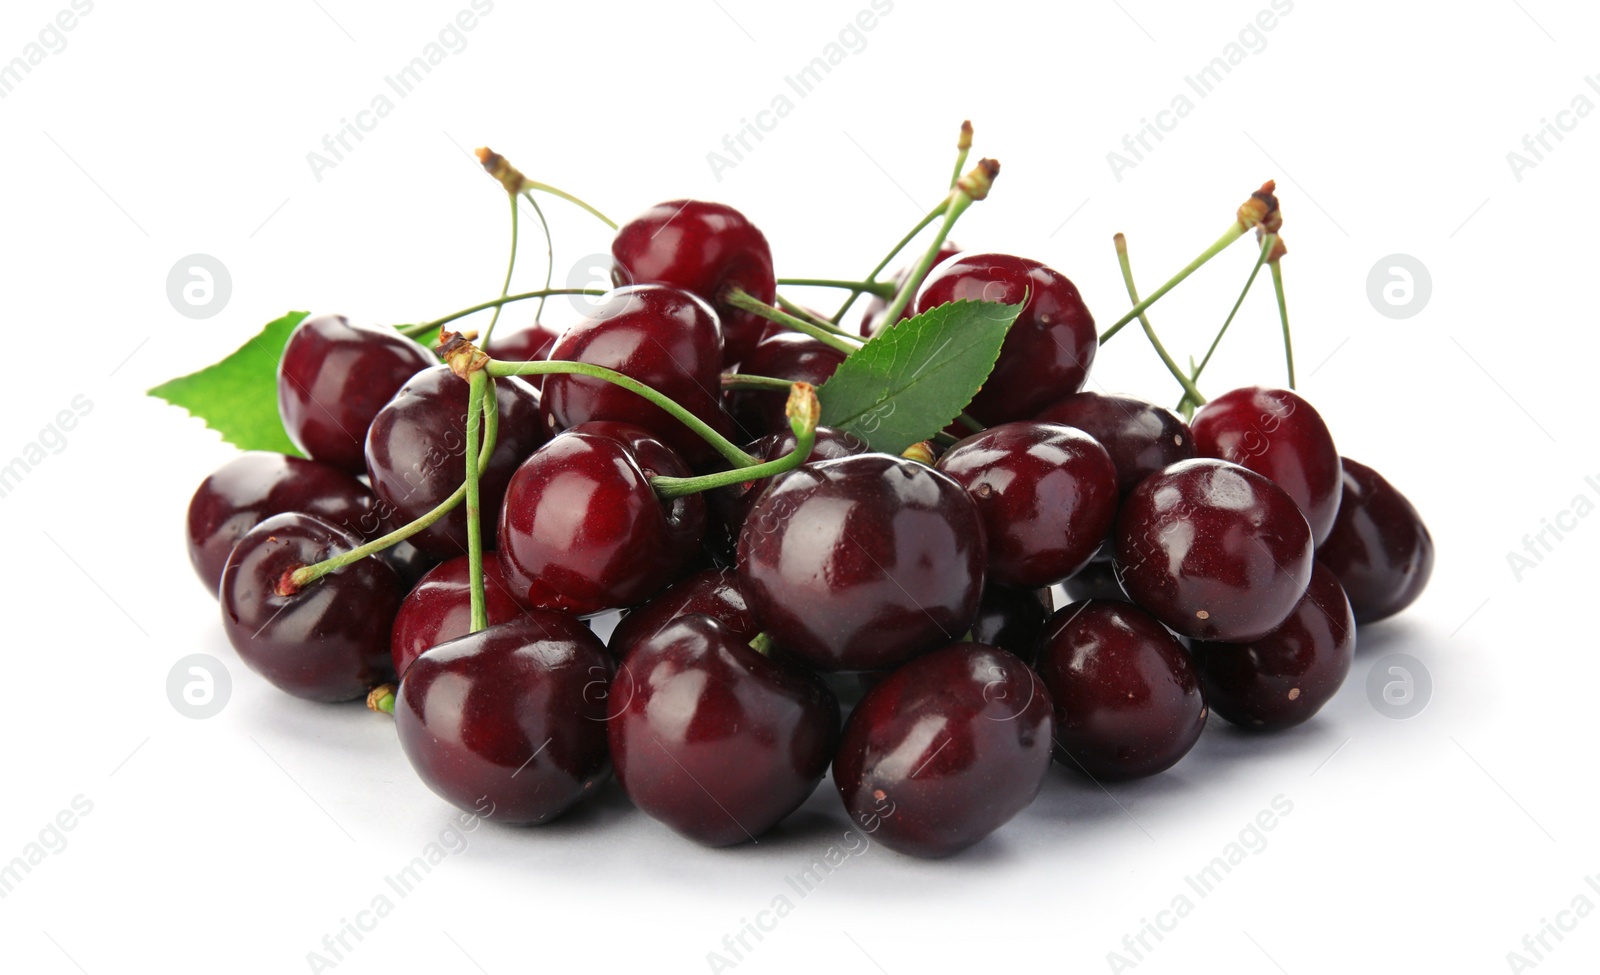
[818,299,1023,453]
[148,311,307,455]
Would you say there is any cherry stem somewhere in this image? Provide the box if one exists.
[1270,257,1295,389]
[724,290,860,355]
[1114,234,1207,407]
[1178,233,1275,415]
[464,371,490,633]
[485,358,759,468]
[524,193,555,324]
[721,373,795,392]
[367,684,397,715]
[479,196,521,348]
[950,120,973,190]
[398,289,605,337]
[830,200,949,324]
[475,147,617,229]
[522,185,615,230]
[875,194,971,332]
[749,633,775,657]
[773,294,865,342]
[650,383,820,498]
[779,278,896,298]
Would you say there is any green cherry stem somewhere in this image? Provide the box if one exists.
[476,146,618,229]
[523,192,555,324]
[521,185,615,230]
[874,158,999,332]
[949,120,973,190]
[398,289,606,338]
[773,294,866,343]
[486,357,759,469]
[1114,234,1207,407]
[463,370,490,632]
[724,290,861,355]
[650,383,820,498]
[367,684,397,715]
[721,373,797,392]
[830,200,949,324]
[1099,180,1281,344]
[779,278,897,297]
[1178,232,1276,415]
[1271,257,1295,388]
[479,196,521,348]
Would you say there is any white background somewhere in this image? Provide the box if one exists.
[1,1,1594,973]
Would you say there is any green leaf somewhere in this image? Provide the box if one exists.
[818,299,1023,453]
[148,311,307,455]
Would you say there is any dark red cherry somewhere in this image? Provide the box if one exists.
[541,285,728,467]
[485,321,562,363]
[390,555,526,678]
[1115,459,1314,642]
[611,200,776,367]
[914,253,1096,424]
[726,332,847,440]
[608,568,757,659]
[395,615,613,825]
[858,241,962,336]
[1192,563,1355,731]
[219,513,403,701]
[1062,559,1130,604]
[1034,391,1196,496]
[365,365,547,560]
[833,642,1053,858]
[609,615,839,846]
[737,454,986,672]
[277,314,436,474]
[970,585,1053,665]
[186,452,375,596]
[1192,386,1342,545]
[1035,600,1206,780]
[497,429,704,616]
[706,425,869,558]
[1316,458,1434,623]
[936,421,1119,588]
[374,539,438,589]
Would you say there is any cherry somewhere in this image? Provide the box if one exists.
[219,513,403,701]
[541,285,729,467]
[365,365,547,560]
[277,314,436,474]
[1115,459,1313,642]
[390,555,526,679]
[186,452,375,596]
[375,539,438,589]
[1062,559,1130,604]
[914,253,1097,424]
[1034,391,1196,496]
[936,421,1119,588]
[833,642,1053,858]
[737,454,986,672]
[496,428,705,616]
[705,425,869,558]
[1315,458,1434,623]
[1192,563,1355,731]
[726,332,847,440]
[485,321,563,363]
[394,615,613,825]
[1035,600,1207,780]
[609,615,839,846]
[607,567,757,660]
[611,200,776,367]
[1191,386,1342,545]
[858,240,962,335]
[970,585,1053,665]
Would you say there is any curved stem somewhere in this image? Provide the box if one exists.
[831,200,948,323]
[480,196,520,348]
[399,289,605,337]
[722,373,800,392]
[1100,223,1249,344]
[525,193,554,324]
[725,290,860,355]
[486,358,759,469]
[1114,235,1207,407]
[779,278,896,297]
[651,384,819,498]
[1271,258,1295,389]
[876,194,972,330]
[463,372,488,632]
[1178,233,1275,414]
[522,183,616,229]
[773,294,864,343]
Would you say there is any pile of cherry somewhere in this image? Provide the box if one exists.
[186,199,1433,859]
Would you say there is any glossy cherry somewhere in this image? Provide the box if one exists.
[186,452,375,595]
[858,240,962,336]
[608,568,757,660]
[1035,600,1207,780]
[833,642,1053,858]
[486,321,563,363]
[1114,459,1313,642]
[1034,391,1196,496]
[219,513,403,701]
[541,285,728,467]
[1192,562,1355,731]
[394,614,613,825]
[611,200,776,367]
[706,425,869,558]
[390,555,525,678]
[277,314,436,474]
[726,332,847,440]
[970,585,1053,665]
[1316,458,1434,623]
[937,421,1119,588]
[609,615,839,846]
[365,365,546,560]
[737,454,986,672]
[1192,386,1342,545]
[914,253,1097,424]
[497,428,705,616]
